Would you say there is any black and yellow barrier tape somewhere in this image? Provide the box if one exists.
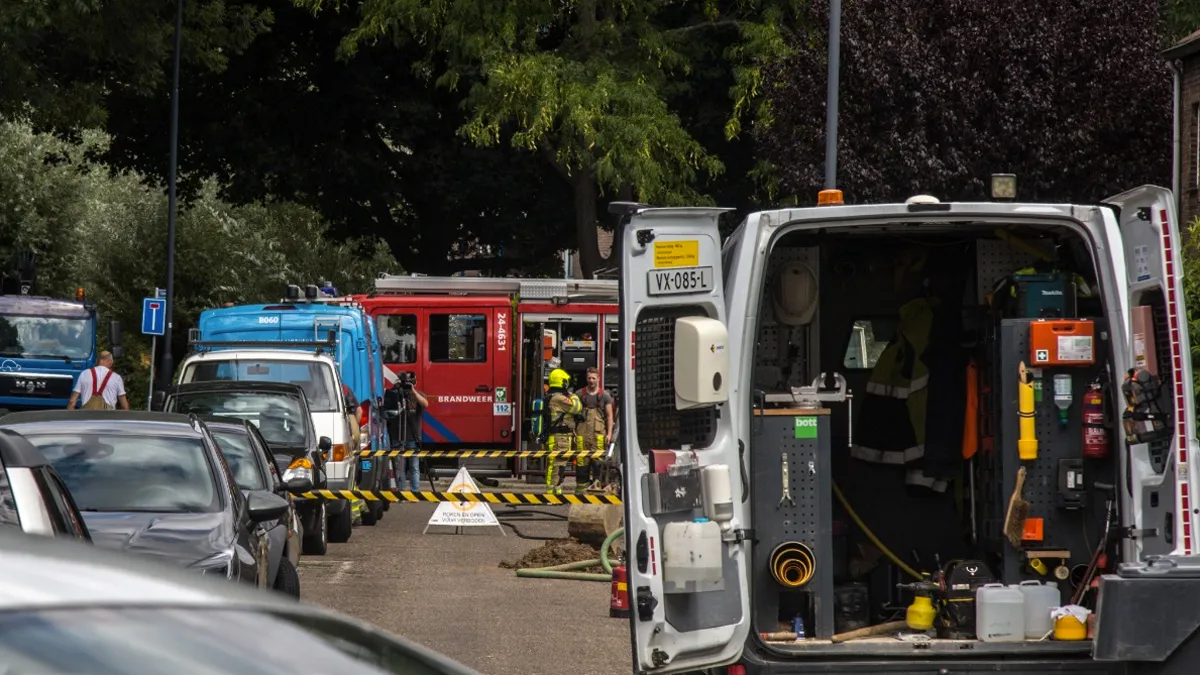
[296,489,622,505]
[358,449,608,460]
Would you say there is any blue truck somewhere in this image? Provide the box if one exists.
[0,285,122,412]
[179,283,392,527]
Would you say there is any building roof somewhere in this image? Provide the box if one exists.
[1164,28,1200,61]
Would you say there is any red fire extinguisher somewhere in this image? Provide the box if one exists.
[1082,382,1108,459]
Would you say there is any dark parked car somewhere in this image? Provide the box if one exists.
[0,428,91,542]
[0,527,485,675]
[205,417,309,597]
[160,381,331,555]
[0,410,289,587]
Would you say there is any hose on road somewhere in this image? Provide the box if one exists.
[514,527,624,583]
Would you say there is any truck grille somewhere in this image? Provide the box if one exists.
[0,372,75,399]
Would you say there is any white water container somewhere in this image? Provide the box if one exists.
[976,583,1025,642]
[1018,580,1061,638]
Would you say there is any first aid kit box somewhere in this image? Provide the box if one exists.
[1029,319,1095,366]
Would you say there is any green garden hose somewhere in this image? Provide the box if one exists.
[600,526,623,575]
[515,527,625,583]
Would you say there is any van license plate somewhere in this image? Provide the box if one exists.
[647,266,714,296]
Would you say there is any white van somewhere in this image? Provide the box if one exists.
[177,347,358,544]
[614,185,1200,674]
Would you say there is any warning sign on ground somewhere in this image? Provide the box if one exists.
[423,467,504,535]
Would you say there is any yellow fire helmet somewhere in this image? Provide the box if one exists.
[548,368,571,390]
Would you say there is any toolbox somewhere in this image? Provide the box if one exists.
[1012,273,1076,319]
[1029,319,1095,366]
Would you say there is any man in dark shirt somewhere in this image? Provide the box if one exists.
[384,373,428,491]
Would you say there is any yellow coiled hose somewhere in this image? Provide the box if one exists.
[770,541,816,587]
[832,481,923,581]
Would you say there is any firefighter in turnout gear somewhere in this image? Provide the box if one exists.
[574,367,614,494]
[849,295,945,493]
[543,368,582,494]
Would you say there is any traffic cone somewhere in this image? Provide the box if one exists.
[610,564,630,618]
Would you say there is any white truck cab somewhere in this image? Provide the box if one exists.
[177,346,358,544]
[615,185,1200,674]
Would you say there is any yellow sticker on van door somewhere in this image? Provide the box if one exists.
[653,240,700,268]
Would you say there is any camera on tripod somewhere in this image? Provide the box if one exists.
[397,371,416,390]
[384,372,417,421]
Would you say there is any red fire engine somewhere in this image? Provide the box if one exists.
[352,275,619,478]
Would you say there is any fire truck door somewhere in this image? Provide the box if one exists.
[424,308,498,445]
[522,320,546,445]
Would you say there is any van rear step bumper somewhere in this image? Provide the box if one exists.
[733,657,1119,674]
[760,638,1092,658]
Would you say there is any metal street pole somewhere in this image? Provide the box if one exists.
[160,0,183,390]
[824,0,842,190]
[146,336,157,410]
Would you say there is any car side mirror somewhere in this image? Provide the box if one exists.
[247,491,289,523]
[286,476,314,494]
[150,390,166,412]
[109,320,124,359]
[318,436,332,452]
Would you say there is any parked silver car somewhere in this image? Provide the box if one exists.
[0,428,90,541]
[0,527,485,674]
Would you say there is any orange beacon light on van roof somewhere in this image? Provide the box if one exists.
[817,189,844,206]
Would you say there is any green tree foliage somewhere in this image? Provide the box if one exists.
[756,0,1171,205]
[296,0,800,276]
[1183,218,1200,396]
[0,122,91,296]
[94,1,574,276]
[0,0,272,132]
[0,119,396,407]
[1166,0,1200,42]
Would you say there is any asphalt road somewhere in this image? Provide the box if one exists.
[297,498,631,675]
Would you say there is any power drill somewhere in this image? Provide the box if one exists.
[896,573,941,632]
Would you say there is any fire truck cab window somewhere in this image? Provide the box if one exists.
[429,314,487,363]
[842,318,896,370]
[377,314,417,364]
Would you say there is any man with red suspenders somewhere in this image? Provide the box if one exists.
[67,351,130,411]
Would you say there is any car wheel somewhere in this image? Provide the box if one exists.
[274,556,301,599]
[302,502,328,556]
[328,500,353,543]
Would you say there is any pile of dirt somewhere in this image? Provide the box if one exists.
[500,537,606,573]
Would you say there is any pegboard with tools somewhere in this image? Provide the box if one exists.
[986,318,1117,595]
[750,409,835,639]
[974,238,1055,305]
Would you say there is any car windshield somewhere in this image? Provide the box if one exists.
[209,429,267,491]
[167,392,308,447]
[18,433,219,514]
[0,314,93,360]
[184,359,338,412]
[0,608,467,675]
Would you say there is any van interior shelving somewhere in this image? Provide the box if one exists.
[748,222,1130,656]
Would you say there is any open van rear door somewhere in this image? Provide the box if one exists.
[1092,186,1200,665]
[617,204,751,674]
[1100,185,1198,559]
